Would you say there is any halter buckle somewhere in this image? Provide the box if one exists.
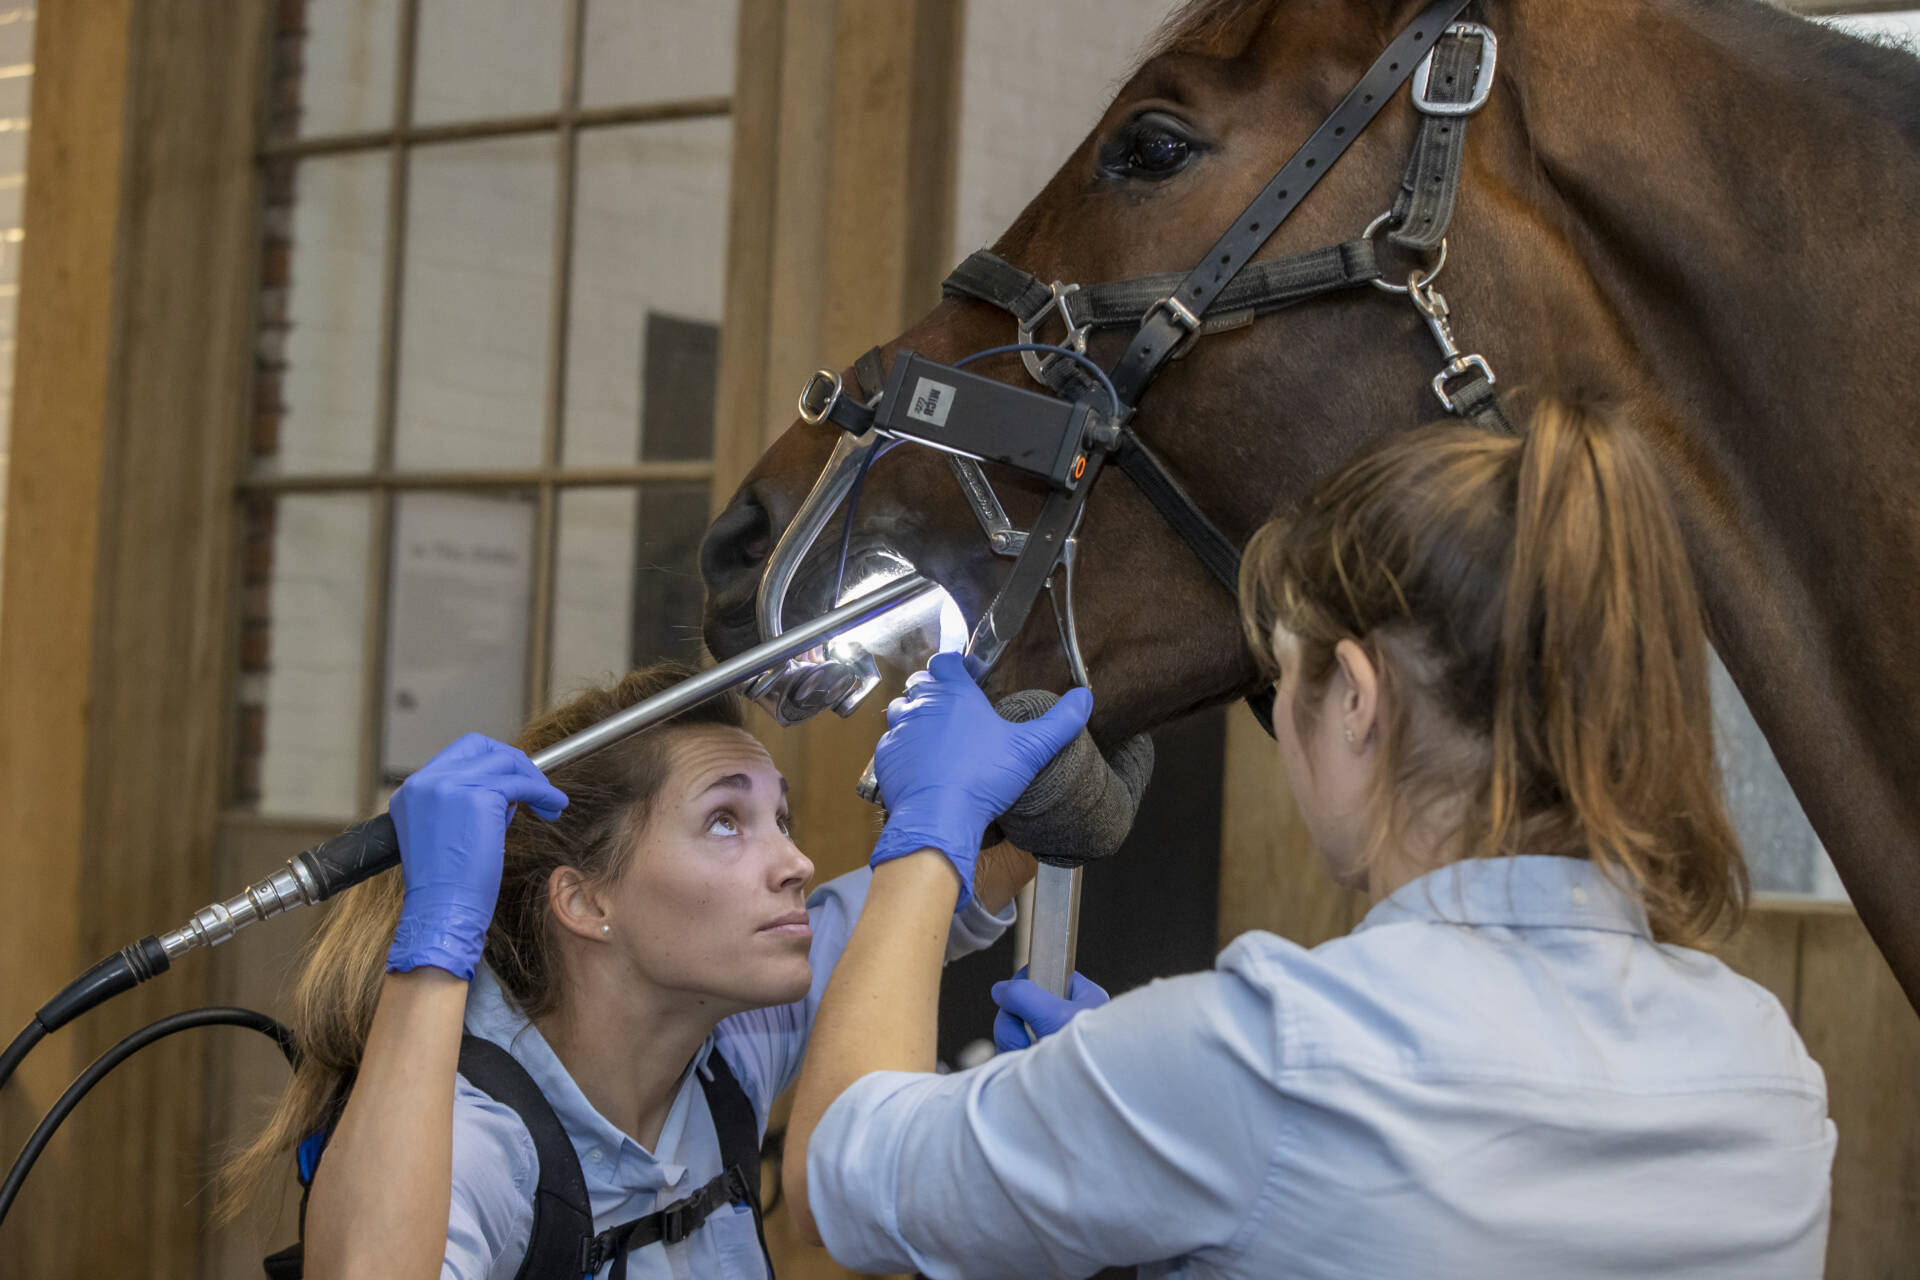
[797,369,842,425]
[1016,281,1089,382]
[1412,22,1498,116]
[1140,294,1203,360]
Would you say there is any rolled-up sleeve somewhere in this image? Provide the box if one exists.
[807,968,1283,1279]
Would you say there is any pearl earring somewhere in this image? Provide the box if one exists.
[600,924,611,935]
[1344,727,1355,742]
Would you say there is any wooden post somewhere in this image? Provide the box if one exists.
[0,2,264,1274]
[712,0,962,884]
[712,3,962,1276]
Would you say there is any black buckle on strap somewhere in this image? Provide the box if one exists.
[657,1201,696,1247]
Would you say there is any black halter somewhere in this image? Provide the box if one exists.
[775,0,1508,729]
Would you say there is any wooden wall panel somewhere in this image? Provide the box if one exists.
[1217,707,1361,948]
[1795,911,1920,1278]
[0,1,265,1274]
[712,3,963,1276]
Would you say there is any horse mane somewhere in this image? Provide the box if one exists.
[1140,0,1274,64]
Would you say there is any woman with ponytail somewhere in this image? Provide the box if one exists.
[782,404,1836,1280]
[217,662,1085,1279]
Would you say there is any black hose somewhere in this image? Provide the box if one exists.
[0,1006,296,1233]
[0,1020,47,1095]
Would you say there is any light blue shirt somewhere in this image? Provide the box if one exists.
[810,856,1835,1279]
[442,866,1013,1280]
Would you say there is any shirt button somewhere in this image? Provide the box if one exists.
[587,1148,605,1164]
[1570,887,1589,905]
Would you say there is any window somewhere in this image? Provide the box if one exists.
[235,0,737,818]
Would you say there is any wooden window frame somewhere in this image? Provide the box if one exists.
[239,0,733,819]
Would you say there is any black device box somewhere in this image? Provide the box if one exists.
[876,349,1090,490]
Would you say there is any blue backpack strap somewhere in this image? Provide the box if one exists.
[455,1034,597,1280]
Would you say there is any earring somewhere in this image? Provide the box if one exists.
[600,924,611,935]
[1343,727,1355,742]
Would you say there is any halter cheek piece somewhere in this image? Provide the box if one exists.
[756,0,1508,734]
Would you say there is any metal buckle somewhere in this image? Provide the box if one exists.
[1016,281,1089,382]
[1433,354,1496,411]
[1411,22,1498,117]
[1140,294,1203,359]
[797,368,842,425]
[1363,210,1447,294]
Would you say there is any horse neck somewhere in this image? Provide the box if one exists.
[1495,0,1920,1000]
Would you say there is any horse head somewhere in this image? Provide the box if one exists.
[701,0,1920,1009]
[703,0,1600,738]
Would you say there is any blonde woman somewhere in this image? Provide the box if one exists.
[224,662,1085,1279]
[785,405,1836,1279]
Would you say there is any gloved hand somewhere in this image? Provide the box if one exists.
[387,733,568,980]
[869,652,1091,908]
[992,966,1110,1052]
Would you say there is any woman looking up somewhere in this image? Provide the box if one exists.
[220,662,1080,1279]
[786,403,1835,1279]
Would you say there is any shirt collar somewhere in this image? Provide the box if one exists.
[1354,855,1652,937]
[464,964,715,1191]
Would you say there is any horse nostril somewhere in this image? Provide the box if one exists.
[699,488,774,591]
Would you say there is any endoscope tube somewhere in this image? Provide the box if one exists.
[0,573,939,1061]
[167,570,938,958]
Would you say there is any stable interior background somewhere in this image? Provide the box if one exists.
[0,3,1912,1278]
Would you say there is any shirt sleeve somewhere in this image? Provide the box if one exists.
[442,1078,538,1280]
[805,966,1286,1279]
[713,865,1018,1125]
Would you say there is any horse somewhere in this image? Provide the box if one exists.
[698,0,1920,1014]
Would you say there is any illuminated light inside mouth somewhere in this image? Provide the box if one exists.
[820,551,968,670]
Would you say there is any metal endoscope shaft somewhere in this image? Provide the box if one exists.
[155,573,938,964]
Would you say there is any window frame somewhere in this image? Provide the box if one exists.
[237,0,733,818]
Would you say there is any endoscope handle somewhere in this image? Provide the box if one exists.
[294,811,402,901]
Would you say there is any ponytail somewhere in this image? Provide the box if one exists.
[1241,400,1746,944]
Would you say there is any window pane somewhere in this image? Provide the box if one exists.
[1712,650,1848,900]
[412,0,564,126]
[380,490,536,781]
[1820,12,1920,43]
[289,0,399,139]
[238,494,373,818]
[580,0,738,108]
[261,153,389,477]
[549,483,709,702]
[396,135,557,471]
[564,119,730,466]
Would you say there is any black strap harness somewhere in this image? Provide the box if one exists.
[785,2,1506,734]
[267,1035,775,1280]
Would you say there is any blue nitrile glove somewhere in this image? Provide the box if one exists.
[992,965,1110,1052]
[387,733,568,980]
[869,651,1092,908]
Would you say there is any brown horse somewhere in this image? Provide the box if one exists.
[700,0,1920,1011]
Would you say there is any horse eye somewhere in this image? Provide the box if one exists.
[1132,126,1190,174]
[1103,113,1198,181]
